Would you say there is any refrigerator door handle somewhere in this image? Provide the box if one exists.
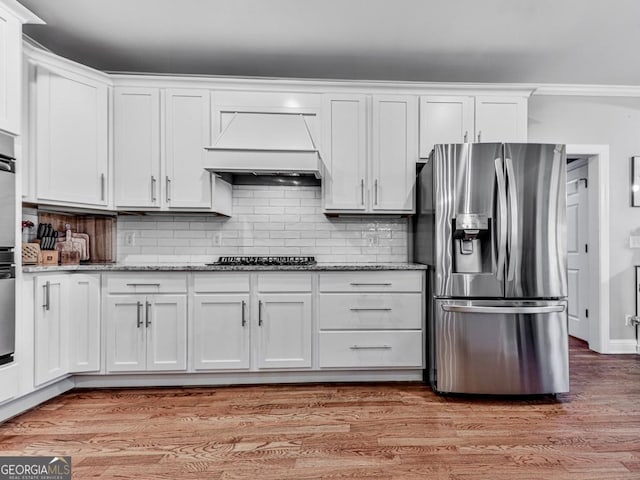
[505,157,519,281]
[441,304,565,314]
[494,157,508,281]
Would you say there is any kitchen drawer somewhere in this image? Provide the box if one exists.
[319,293,422,329]
[319,271,423,293]
[319,331,423,368]
[257,273,312,293]
[194,273,250,293]
[106,274,187,294]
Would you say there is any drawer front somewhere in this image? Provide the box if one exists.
[106,274,187,294]
[194,273,250,293]
[319,293,422,329]
[319,271,423,293]
[257,273,312,293]
[319,331,423,368]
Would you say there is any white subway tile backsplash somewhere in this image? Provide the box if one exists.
[117,185,409,264]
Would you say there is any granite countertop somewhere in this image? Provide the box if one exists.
[22,263,428,273]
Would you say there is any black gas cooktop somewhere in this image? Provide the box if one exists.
[209,256,317,266]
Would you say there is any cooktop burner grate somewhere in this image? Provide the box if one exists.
[210,256,317,266]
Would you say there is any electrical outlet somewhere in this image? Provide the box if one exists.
[125,232,135,246]
[364,233,379,247]
[630,236,640,248]
[213,233,222,246]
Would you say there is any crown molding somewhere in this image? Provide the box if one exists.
[0,0,44,24]
[533,84,640,97]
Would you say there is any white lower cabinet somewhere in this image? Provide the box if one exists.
[105,294,187,372]
[192,294,250,370]
[34,273,101,386]
[318,271,424,369]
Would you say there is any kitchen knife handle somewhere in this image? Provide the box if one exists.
[258,300,263,326]
[151,176,157,203]
[241,300,246,327]
[146,301,152,327]
[166,176,171,203]
[100,173,105,201]
[136,301,143,328]
[360,179,365,205]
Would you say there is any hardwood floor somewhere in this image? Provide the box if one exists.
[1,337,639,479]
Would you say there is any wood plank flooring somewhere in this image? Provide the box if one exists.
[1,337,639,479]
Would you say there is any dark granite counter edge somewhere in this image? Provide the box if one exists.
[23,263,428,273]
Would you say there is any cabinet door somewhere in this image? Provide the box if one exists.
[256,294,312,369]
[322,94,368,212]
[0,5,21,135]
[371,95,417,213]
[114,87,161,208]
[419,96,474,157]
[68,274,100,373]
[34,276,68,386]
[35,66,109,206]
[474,96,528,143]
[105,295,146,372]
[146,295,187,371]
[193,294,250,370]
[165,89,212,209]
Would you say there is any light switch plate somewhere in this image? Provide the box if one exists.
[630,236,640,248]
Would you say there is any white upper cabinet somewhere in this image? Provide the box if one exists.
[419,96,474,157]
[474,95,528,143]
[34,65,109,207]
[322,94,417,214]
[419,94,528,157]
[0,1,41,135]
[114,86,231,213]
[114,87,161,208]
[164,88,212,209]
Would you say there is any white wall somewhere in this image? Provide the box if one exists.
[117,184,409,264]
[528,95,640,341]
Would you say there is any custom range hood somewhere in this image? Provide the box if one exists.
[204,112,322,178]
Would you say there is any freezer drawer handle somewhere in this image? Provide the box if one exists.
[349,307,392,311]
[350,345,392,350]
[441,305,565,314]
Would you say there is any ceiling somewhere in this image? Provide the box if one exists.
[16,0,640,85]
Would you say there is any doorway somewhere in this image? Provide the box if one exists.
[566,145,610,353]
[567,158,589,341]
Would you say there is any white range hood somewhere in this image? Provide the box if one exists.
[204,112,322,178]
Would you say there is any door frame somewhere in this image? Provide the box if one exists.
[566,144,610,353]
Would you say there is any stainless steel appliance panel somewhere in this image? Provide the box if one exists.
[0,157,16,249]
[504,144,567,298]
[434,298,569,394]
[433,143,504,298]
[0,264,15,363]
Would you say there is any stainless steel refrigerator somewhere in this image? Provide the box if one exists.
[414,143,569,395]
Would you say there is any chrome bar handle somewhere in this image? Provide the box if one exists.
[442,305,565,314]
[42,281,50,310]
[349,307,392,311]
[146,301,152,327]
[360,179,365,205]
[258,300,263,326]
[505,157,519,282]
[100,173,105,201]
[166,176,171,202]
[126,283,161,287]
[136,301,143,328]
[349,345,392,350]
[151,176,157,203]
[374,179,379,205]
[349,282,392,286]
[241,300,246,327]
[494,158,508,282]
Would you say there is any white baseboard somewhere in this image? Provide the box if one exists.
[607,339,638,354]
[0,378,75,424]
